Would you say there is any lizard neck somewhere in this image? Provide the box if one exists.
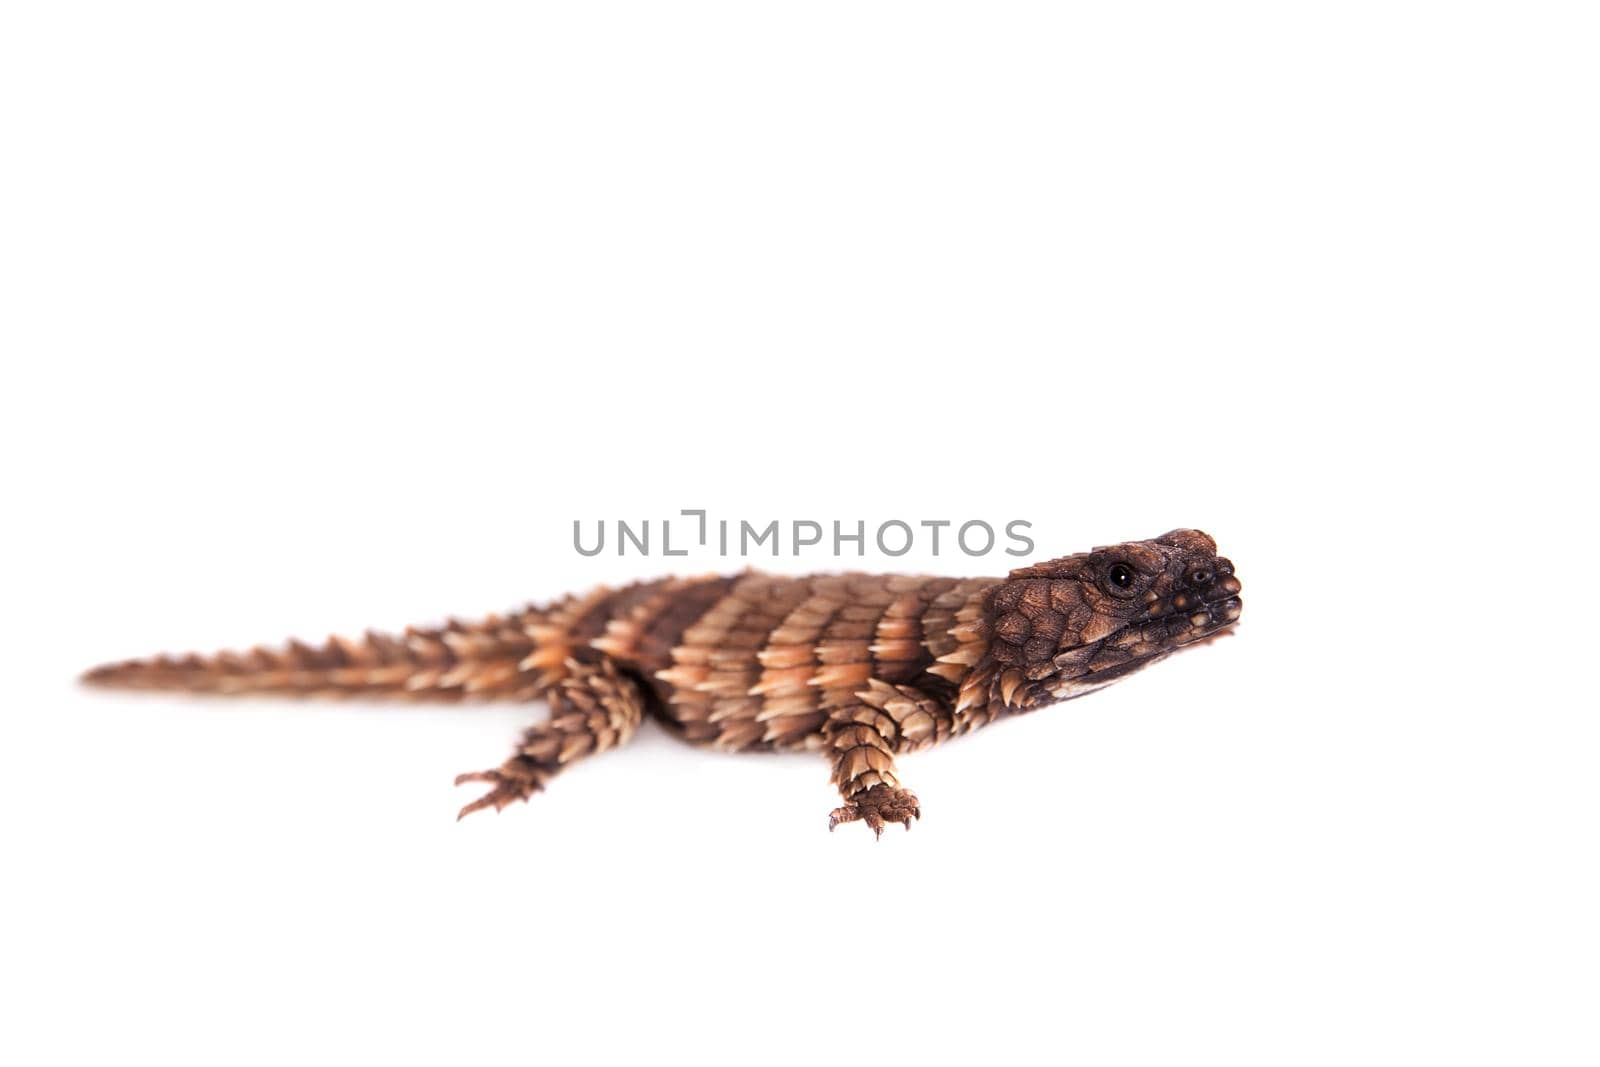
[922,582,1016,732]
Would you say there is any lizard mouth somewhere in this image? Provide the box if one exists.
[1050,582,1243,682]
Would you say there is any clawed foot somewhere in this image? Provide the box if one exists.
[829,784,921,838]
[454,762,550,820]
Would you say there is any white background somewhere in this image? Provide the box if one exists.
[2,3,1595,1065]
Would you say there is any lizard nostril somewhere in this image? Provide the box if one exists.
[1189,568,1213,587]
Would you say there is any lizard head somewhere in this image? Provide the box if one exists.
[982,529,1242,709]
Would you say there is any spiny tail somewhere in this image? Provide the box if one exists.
[80,592,613,701]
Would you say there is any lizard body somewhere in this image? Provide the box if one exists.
[84,528,1242,834]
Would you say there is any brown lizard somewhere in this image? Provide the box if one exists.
[83,528,1242,834]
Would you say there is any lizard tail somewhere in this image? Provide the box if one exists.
[81,612,584,702]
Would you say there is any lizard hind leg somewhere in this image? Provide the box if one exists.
[455,657,646,820]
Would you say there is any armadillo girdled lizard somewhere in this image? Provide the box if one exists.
[84,528,1242,835]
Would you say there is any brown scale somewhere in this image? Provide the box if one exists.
[82,529,1243,835]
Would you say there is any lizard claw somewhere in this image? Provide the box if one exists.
[454,766,546,820]
[828,784,920,838]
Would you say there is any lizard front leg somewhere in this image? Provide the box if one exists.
[824,683,950,836]
[826,726,919,836]
[455,657,645,819]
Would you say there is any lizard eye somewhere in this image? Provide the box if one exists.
[1106,563,1136,595]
